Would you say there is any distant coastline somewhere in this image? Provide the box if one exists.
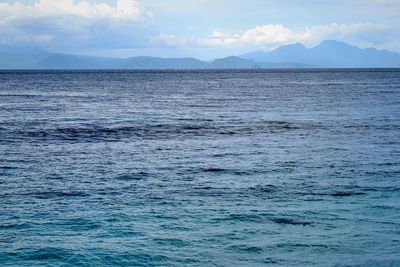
[1,40,400,69]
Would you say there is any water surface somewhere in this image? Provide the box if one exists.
[0,69,399,266]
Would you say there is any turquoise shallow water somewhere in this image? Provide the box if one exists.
[0,69,400,266]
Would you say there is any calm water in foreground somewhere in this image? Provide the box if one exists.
[0,70,399,266]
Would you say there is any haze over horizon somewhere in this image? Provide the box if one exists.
[1,0,400,60]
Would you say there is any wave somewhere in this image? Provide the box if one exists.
[0,120,326,143]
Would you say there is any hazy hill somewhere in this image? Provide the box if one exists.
[210,56,259,69]
[1,40,400,69]
[0,52,47,69]
[240,40,400,68]
[122,56,207,69]
[0,54,259,69]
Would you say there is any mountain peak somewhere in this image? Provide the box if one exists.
[1,40,400,69]
[239,40,400,68]
[287,42,306,48]
[276,42,307,50]
[317,40,352,48]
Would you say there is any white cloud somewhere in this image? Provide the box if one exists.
[240,24,296,46]
[0,0,145,23]
[0,0,151,47]
[297,23,392,46]
[1,1,398,54]
[153,23,396,51]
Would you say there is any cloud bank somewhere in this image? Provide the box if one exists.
[153,23,397,51]
[0,0,145,22]
[0,0,150,47]
[0,0,399,56]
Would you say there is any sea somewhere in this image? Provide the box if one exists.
[0,69,399,266]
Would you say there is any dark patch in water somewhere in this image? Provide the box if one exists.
[33,191,89,199]
[0,166,17,170]
[116,172,150,181]
[263,257,281,264]
[272,217,312,226]
[1,119,324,143]
[227,245,263,254]
[0,223,29,230]
[250,184,278,193]
[201,168,254,176]
[214,214,265,223]
[203,168,226,173]
[331,191,366,197]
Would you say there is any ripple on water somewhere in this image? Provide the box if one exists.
[115,172,150,181]
[1,70,400,266]
[32,191,90,199]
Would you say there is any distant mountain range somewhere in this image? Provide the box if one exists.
[241,40,400,68]
[1,40,400,69]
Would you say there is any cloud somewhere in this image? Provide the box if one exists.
[1,1,398,55]
[153,23,397,51]
[0,0,146,23]
[0,0,151,47]
[240,24,296,46]
[297,23,394,46]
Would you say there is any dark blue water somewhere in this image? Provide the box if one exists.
[1,69,399,266]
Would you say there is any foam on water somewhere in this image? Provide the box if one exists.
[0,69,400,266]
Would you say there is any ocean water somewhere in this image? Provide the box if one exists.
[0,69,399,266]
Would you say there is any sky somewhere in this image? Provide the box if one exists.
[0,0,400,59]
